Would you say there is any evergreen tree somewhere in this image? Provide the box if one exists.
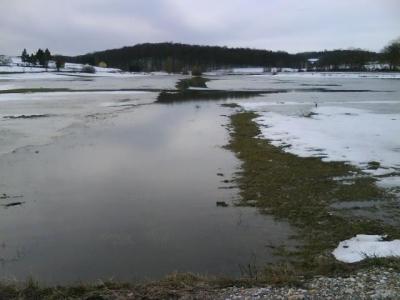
[36,49,45,66]
[29,53,37,65]
[21,49,28,62]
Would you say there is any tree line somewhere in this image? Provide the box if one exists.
[383,39,400,70]
[21,48,65,70]
[21,48,52,67]
[42,38,400,73]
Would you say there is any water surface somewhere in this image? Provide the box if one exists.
[0,98,293,283]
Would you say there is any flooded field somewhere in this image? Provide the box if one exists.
[0,72,398,284]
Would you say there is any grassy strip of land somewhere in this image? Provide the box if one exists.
[0,88,71,94]
[0,88,177,94]
[226,111,400,280]
[0,274,255,300]
[157,89,260,103]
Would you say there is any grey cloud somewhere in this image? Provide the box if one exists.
[0,0,399,55]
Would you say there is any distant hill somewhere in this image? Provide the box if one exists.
[62,42,381,72]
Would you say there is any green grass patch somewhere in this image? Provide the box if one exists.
[226,111,400,278]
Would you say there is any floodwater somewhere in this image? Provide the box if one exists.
[0,72,398,284]
[0,74,294,283]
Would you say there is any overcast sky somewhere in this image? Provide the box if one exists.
[1,0,399,56]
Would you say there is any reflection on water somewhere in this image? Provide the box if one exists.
[157,90,261,103]
[0,101,293,283]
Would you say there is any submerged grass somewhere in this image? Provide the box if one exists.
[157,89,260,103]
[226,111,400,278]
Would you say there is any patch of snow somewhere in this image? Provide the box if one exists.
[238,100,400,108]
[363,168,397,176]
[10,57,22,64]
[0,71,149,81]
[188,87,209,90]
[63,63,122,74]
[308,58,319,63]
[332,234,400,263]
[0,65,47,73]
[0,91,151,103]
[253,72,400,79]
[0,72,72,80]
[61,72,148,78]
[377,176,400,189]
[150,71,173,75]
[203,71,218,76]
[232,68,264,74]
[240,105,400,177]
[0,57,147,78]
[280,68,298,72]
[0,84,15,91]
[364,62,390,71]
[207,68,266,75]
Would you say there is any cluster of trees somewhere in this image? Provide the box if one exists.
[309,39,400,71]
[61,38,400,73]
[311,49,379,70]
[383,38,400,70]
[21,48,52,67]
[21,49,66,71]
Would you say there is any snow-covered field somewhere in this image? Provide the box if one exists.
[239,102,400,191]
[240,105,400,176]
[255,72,400,79]
[229,74,400,194]
[232,74,400,261]
[0,56,151,78]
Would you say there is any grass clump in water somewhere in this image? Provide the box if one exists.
[176,77,209,90]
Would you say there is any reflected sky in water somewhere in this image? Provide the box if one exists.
[0,100,293,283]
